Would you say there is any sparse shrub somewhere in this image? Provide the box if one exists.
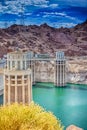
[0,102,63,130]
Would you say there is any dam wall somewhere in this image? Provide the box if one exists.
[35,61,55,83]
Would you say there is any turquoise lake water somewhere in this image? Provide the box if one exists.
[0,83,87,130]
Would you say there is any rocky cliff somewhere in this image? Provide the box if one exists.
[35,61,55,82]
[34,58,87,84]
[67,57,87,84]
[0,20,87,57]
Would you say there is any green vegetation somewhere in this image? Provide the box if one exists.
[0,102,63,130]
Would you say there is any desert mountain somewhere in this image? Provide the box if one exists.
[0,20,87,57]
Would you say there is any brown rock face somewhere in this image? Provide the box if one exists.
[66,125,83,130]
[0,20,87,57]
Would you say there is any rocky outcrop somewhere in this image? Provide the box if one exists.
[34,58,87,84]
[0,20,87,57]
[67,58,87,84]
[66,125,83,130]
[67,72,87,84]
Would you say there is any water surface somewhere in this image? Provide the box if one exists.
[0,83,87,130]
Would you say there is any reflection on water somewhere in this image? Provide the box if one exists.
[67,83,87,90]
[33,83,87,130]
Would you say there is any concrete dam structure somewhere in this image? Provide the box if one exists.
[3,51,66,104]
[27,51,66,86]
[4,51,32,105]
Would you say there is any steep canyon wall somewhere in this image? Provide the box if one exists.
[34,59,87,84]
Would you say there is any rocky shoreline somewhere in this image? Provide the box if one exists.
[66,125,83,130]
[67,57,87,84]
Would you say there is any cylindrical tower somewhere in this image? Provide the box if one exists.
[4,51,32,105]
[54,51,66,87]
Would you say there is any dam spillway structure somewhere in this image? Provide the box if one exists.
[4,51,32,105]
[3,50,66,105]
[54,52,66,87]
[32,51,66,87]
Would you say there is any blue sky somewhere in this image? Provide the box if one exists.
[0,0,87,28]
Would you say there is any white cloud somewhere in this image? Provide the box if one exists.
[56,12,66,16]
[0,0,49,14]
[35,3,59,8]
[35,4,48,8]
[49,22,77,28]
[49,4,58,8]
[25,13,32,16]
[0,4,8,13]
[59,22,76,27]
[0,0,58,16]
[30,0,48,5]
[5,0,48,7]
[42,12,66,17]
[42,11,76,21]
[65,15,76,20]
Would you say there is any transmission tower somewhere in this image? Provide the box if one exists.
[3,0,8,28]
[20,3,25,25]
[4,21,8,28]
